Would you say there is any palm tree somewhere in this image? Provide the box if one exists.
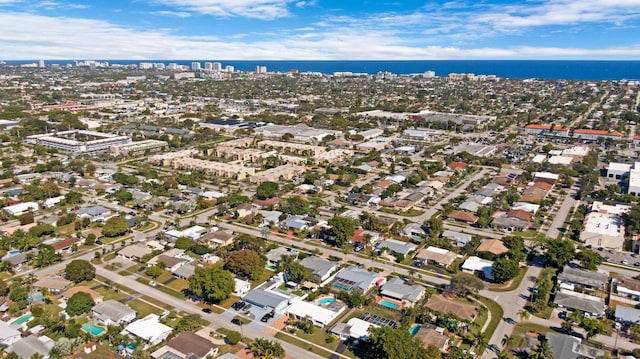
[561,319,573,333]
[517,309,531,323]
[493,349,513,359]
[501,334,514,349]
[251,338,285,359]
[529,340,552,359]
[471,330,488,352]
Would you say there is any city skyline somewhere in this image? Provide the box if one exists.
[1,0,640,60]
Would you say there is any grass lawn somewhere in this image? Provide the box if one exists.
[513,322,552,336]
[155,271,174,283]
[127,298,162,318]
[249,269,274,288]
[283,327,342,351]
[218,295,241,309]
[103,252,116,261]
[488,266,528,292]
[275,331,337,358]
[476,296,503,342]
[117,263,139,276]
[94,286,128,301]
[141,296,174,311]
[166,278,189,293]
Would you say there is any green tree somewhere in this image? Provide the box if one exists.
[33,244,61,268]
[18,212,34,225]
[174,236,195,250]
[63,191,83,205]
[251,338,285,359]
[113,189,133,203]
[102,216,129,237]
[470,330,488,352]
[529,340,552,359]
[492,258,520,283]
[450,273,484,297]
[328,216,356,246]
[279,196,309,215]
[224,249,264,280]
[256,181,279,200]
[575,249,603,270]
[145,265,163,279]
[581,318,605,339]
[543,237,576,268]
[517,309,531,323]
[368,326,437,359]
[279,255,310,283]
[188,267,235,303]
[227,330,242,345]
[64,260,96,283]
[65,292,95,316]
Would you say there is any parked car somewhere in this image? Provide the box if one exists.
[231,301,246,311]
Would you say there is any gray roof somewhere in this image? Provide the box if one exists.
[172,264,196,279]
[299,256,335,279]
[77,205,110,217]
[382,239,416,256]
[459,200,482,213]
[8,336,53,359]
[1,253,28,266]
[265,247,291,263]
[558,266,608,289]
[0,320,20,341]
[553,292,605,316]
[92,299,136,321]
[441,230,472,246]
[380,277,425,303]
[547,333,604,359]
[335,267,383,292]
[615,306,640,324]
[242,289,288,309]
[491,215,530,229]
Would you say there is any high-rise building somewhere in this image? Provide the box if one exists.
[167,63,178,70]
[255,65,267,74]
[38,59,45,68]
[191,62,201,71]
[213,62,222,72]
[204,62,213,71]
[225,65,234,73]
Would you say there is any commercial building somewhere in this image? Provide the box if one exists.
[110,140,168,157]
[580,201,630,250]
[25,130,131,154]
[254,124,341,143]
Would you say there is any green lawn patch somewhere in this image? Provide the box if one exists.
[127,298,162,318]
[476,296,503,341]
[275,331,336,358]
[166,278,189,293]
[513,322,552,336]
[141,296,174,311]
[488,266,528,292]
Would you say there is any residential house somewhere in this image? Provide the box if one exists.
[280,215,312,231]
[557,266,608,292]
[33,276,71,293]
[234,278,251,296]
[1,252,28,270]
[332,267,386,293]
[546,333,604,359]
[0,320,21,346]
[62,286,103,304]
[49,237,82,254]
[152,255,185,272]
[151,332,218,359]
[476,239,509,257]
[379,278,425,308]
[92,300,136,326]
[330,317,378,341]
[125,314,172,346]
[118,243,152,261]
[6,336,54,359]
[614,276,640,301]
[286,300,346,327]
[415,246,458,267]
[491,214,531,232]
[265,247,294,267]
[414,325,449,352]
[299,256,338,282]
[3,202,39,216]
[199,231,234,247]
[554,289,606,317]
[172,264,196,280]
[615,306,640,325]
[447,210,478,224]
[242,289,289,313]
[76,205,112,222]
[257,210,282,227]
[402,223,427,238]
[441,230,473,247]
[461,256,494,280]
[382,239,416,257]
[236,203,253,218]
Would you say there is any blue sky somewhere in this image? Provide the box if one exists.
[1,0,640,60]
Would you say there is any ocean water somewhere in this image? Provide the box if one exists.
[4,60,640,81]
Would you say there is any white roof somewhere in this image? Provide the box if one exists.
[125,314,172,342]
[534,172,560,180]
[591,201,631,216]
[548,156,573,165]
[462,256,493,272]
[3,202,39,213]
[562,146,589,157]
[511,202,540,213]
[608,162,632,172]
[583,212,622,236]
[531,154,546,163]
[344,317,377,339]
[200,191,225,199]
[286,301,344,325]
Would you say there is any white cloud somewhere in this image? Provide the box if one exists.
[1,12,640,60]
[147,0,295,20]
[150,10,191,18]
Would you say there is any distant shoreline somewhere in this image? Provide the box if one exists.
[3,59,640,81]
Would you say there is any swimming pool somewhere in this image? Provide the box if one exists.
[8,250,21,255]
[26,294,45,301]
[265,265,277,271]
[332,282,351,291]
[12,314,33,325]
[317,297,336,306]
[82,323,105,336]
[379,300,399,310]
[409,324,421,336]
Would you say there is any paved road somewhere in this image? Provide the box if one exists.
[93,264,328,359]
[479,263,542,359]
[546,187,578,240]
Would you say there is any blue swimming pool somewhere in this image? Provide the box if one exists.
[265,265,277,271]
[26,294,45,301]
[332,282,351,291]
[409,324,421,336]
[379,300,399,310]
[8,250,21,255]
[82,323,105,336]
[12,314,33,325]
[317,297,336,306]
